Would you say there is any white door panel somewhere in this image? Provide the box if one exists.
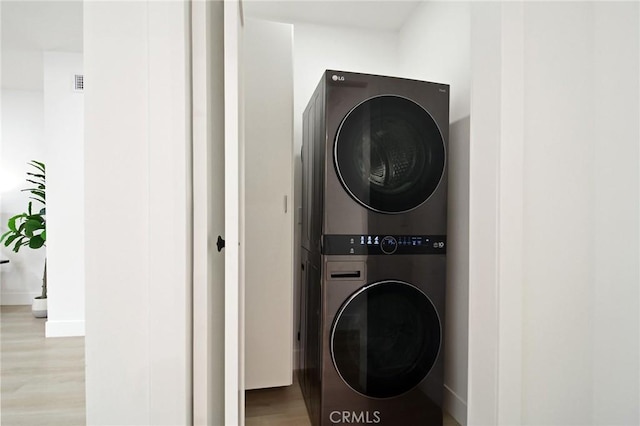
[192,1,226,425]
[224,1,245,425]
[243,18,294,391]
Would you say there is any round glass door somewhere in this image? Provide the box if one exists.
[331,281,441,399]
[334,95,445,214]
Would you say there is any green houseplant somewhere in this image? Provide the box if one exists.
[0,160,47,317]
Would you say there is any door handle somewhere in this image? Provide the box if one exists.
[217,236,225,252]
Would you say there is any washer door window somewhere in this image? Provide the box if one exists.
[334,95,445,214]
[331,281,441,399]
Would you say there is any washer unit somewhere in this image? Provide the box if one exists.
[299,70,449,426]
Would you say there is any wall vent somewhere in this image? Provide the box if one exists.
[73,74,84,92]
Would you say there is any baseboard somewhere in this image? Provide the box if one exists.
[444,384,467,426]
[45,320,85,337]
[0,292,39,306]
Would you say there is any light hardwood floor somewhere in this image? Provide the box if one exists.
[1,305,85,426]
[2,306,460,426]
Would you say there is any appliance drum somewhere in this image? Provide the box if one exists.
[330,280,441,399]
[334,95,445,214]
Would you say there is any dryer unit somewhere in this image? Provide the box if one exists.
[301,70,449,255]
[299,71,450,426]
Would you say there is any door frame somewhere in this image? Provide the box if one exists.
[191,0,245,425]
[191,0,227,424]
[224,0,245,424]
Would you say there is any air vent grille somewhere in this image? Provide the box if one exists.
[73,74,84,92]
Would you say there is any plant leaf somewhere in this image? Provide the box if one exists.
[26,190,45,199]
[8,216,17,232]
[0,230,13,244]
[4,234,19,247]
[26,214,45,223]
[25,219,43,237]
[29,196,46,205]
[41,230,47,242]
[8,214,26,231]
[30,161,45,172]
[28,186,45,193]
[13,237,25,252]
[25,183,45,191]
[29,235,45,249]
[40,208,46,215]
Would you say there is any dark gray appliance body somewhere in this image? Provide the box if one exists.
[299,70,449,426]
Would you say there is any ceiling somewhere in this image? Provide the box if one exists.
[243,0,421,31]
[1,1,82,52]
[1,1,83,90]
[1,0,418,90]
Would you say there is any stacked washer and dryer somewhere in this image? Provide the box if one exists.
[299,70,449,425]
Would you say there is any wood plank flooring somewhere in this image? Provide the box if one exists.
[2,306,461,426]
[1,305,85,426]
[246,379,312,426]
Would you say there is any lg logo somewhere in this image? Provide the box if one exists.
[332,75,345,82]
[330,410,381,424]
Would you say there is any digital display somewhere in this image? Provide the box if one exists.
[323,235,446,255]
[360,235,381,245]
[357,235,444,247]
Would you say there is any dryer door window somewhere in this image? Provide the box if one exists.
[334,95,445,214]
[331,281,441,399]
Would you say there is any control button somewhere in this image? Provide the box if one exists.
[380,236,398,255]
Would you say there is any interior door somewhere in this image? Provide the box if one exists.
[191,0,244,425]
[191,1,226,425]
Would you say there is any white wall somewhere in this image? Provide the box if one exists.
[293,23,399,155]
[1,50,45,91]
[398,1,470,122]
[468,3,640,424]
[0,89,47,304]
[291,22,399,365]
[397,3,471,424]
[521,3,639,423]
[43,52,84,337]
[591,3,639,423]
[84,1,191,424]
[521,4,594,422]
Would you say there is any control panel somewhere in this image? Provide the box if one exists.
[323,234,446,255]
